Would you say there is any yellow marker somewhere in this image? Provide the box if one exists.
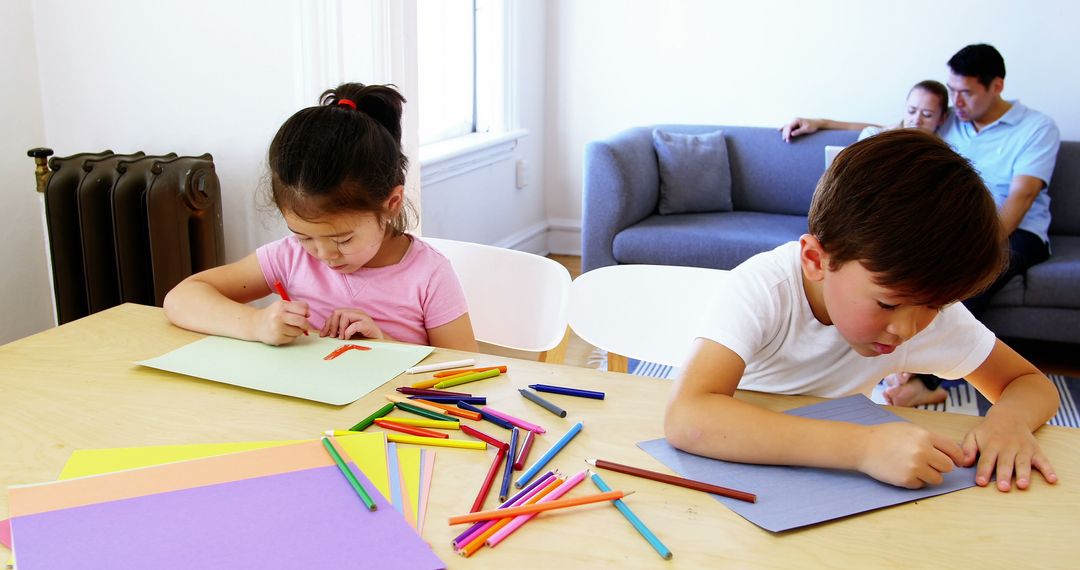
[386,434,487,450]
[376,417,461,430]
[323,430,366,437]
[433,368,501,390]
[410,370,473,390]
[384,393,446,414]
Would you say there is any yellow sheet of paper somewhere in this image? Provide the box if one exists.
[137,335,433,405]
[335,432,391,501]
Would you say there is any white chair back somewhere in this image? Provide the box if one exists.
[568,264,728,371]
[423,237,571,359]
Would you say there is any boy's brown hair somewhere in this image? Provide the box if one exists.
[808,129,1006,307]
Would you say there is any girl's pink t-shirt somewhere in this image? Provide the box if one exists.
[256,234,468,346]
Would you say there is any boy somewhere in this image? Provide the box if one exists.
[665,129,1059,492]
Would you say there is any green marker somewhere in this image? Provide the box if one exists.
[349,402,395,431]
[321,437,377,511]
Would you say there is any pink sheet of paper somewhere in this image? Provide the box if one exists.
[417,451,436,536]
[0,518,10,549]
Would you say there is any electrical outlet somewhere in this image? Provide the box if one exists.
[515,159,528,189]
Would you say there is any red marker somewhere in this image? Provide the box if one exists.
[273,280,308,336]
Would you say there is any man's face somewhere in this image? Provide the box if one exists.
[947,71,1001,123]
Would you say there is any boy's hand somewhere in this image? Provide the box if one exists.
[962,410,1058,492]
[254,300,312,345]
[321,308,385,341]
[858,422,964,488]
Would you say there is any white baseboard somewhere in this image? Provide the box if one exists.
[493,221,550,255]
[546,218,581,256]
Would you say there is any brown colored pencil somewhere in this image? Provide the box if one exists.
[586,458,756,503]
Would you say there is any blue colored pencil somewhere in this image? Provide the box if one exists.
[528,383,605,400]
[499,427,520,501]
[458,401,514,429]
[408,395,487,405]
[515,421,584,488]
[590,472,672,560]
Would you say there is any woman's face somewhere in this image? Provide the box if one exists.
[903,88,946,132]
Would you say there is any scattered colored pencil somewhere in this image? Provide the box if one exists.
[434,368,501,390]
[459,401,514,430]
[590,471,672,560]
[406,358,476,374]
[320,437,376,511]
[375,417,460,430]
[460,425,509,450]
[415,399,483,420]
[528,383,605,400]
[487,469,588,547]
[374,419,448,439]
[384,394,446,414]
[394,401,454,422]
[499,428,520,502]
[482,406,546,434]
[386,434,486,450]
[516,421,584,488]
[273,280,307,335]
[396,386,471,398]
[585,458,756,503]
[462,476,562,557]
[519,388,567,418]
[449,489,627,525]
[472,446,507,512]
[408,395,487,405]
[349,402,395,431]
[452,471,556,548]
[513,430,536,471]
[434,365,508,378]
[323,430,365,437]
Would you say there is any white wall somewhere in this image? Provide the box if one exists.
[0,0,53,343]
[2,0,411,343]
[544,0,1080,242]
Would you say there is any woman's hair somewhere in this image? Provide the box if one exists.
[268,83,412,234]
[909,79,949,117]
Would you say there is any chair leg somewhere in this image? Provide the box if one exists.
[607,353,629,374]
[538,327,571,364]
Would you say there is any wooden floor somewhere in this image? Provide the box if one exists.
[545,255,1080,377]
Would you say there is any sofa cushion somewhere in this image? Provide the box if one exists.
[613,212,808,270]
[1023,235,1080,309]
[652,129,733,215]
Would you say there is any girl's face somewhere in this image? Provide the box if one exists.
[283,210,389,274]
[903,87,946,132]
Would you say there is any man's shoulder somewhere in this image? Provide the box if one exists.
[1010,101,1058,131]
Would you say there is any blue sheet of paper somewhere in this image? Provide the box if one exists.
[638,394,977,532]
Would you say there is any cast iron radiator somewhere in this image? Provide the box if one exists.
[28,148,225,325]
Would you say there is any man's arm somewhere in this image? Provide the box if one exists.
[779,118,881,142]
[998,175,1046,235]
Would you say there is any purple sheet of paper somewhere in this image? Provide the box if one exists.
[638,394,977,532]
[10,465,444,569]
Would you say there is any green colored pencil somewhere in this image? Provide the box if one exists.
[349,402,395,431]
[321,437,377,511]
[395,401,453,422]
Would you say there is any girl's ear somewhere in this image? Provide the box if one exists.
[800,234,829,282]
[383,185,405,214]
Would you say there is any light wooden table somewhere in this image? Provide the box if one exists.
[2,304,1078,568]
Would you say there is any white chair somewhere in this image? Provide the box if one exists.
[568,264,728,373]
[423,237,571,363]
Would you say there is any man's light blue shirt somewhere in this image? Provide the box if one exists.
[939,100,1060,244]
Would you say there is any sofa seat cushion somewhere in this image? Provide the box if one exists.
[613,212,808,270]
[1023,235,1080,309]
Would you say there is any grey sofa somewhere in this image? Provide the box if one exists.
[582,125,1080,344]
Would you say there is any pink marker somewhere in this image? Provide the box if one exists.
[481,406,546,434]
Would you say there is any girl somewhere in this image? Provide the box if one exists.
[779,79,949,142]
[164,83,478,351]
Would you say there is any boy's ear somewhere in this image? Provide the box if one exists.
[800,234,828,281]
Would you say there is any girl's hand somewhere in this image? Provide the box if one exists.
[962,409,1058,491]
[321,308,385,340]
[254,300,312,345]
[858,422,965,488]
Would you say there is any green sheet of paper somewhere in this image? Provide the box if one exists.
[138,335,432,405]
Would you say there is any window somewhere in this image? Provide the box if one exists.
[417,0,507,146]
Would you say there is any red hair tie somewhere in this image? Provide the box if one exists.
[337,98,357,110]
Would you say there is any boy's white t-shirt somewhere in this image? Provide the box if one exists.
[696,242,997,398]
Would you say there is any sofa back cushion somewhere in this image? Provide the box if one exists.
[1048,140,1080,236]
[652,128,734,215]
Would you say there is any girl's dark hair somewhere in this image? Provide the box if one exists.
[268,83,412,233]
[910,79,949,117]
[808,129,1006,307]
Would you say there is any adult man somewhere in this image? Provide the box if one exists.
[778,44,1061,406]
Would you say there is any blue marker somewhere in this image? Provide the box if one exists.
[528,384,605,400]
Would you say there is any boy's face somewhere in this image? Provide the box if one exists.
[809,253,941,358]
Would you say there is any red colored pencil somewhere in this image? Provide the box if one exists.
[416,399,483,421]
[513,429,536,471]
[433,365,508,378]
[273,280,307,335]
[586,458,756,503]
[472,447,507,512]
[374,419,448,439]
[461,425,509,451]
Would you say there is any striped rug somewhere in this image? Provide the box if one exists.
[590,350,1080,428]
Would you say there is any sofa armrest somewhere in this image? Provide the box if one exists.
[582,127,661,272]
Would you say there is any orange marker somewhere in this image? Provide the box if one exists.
[415,399,483,421]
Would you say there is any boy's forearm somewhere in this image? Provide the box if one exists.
[164,281,259,341]
[665,393,869,471]
[987,373,1060,431]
